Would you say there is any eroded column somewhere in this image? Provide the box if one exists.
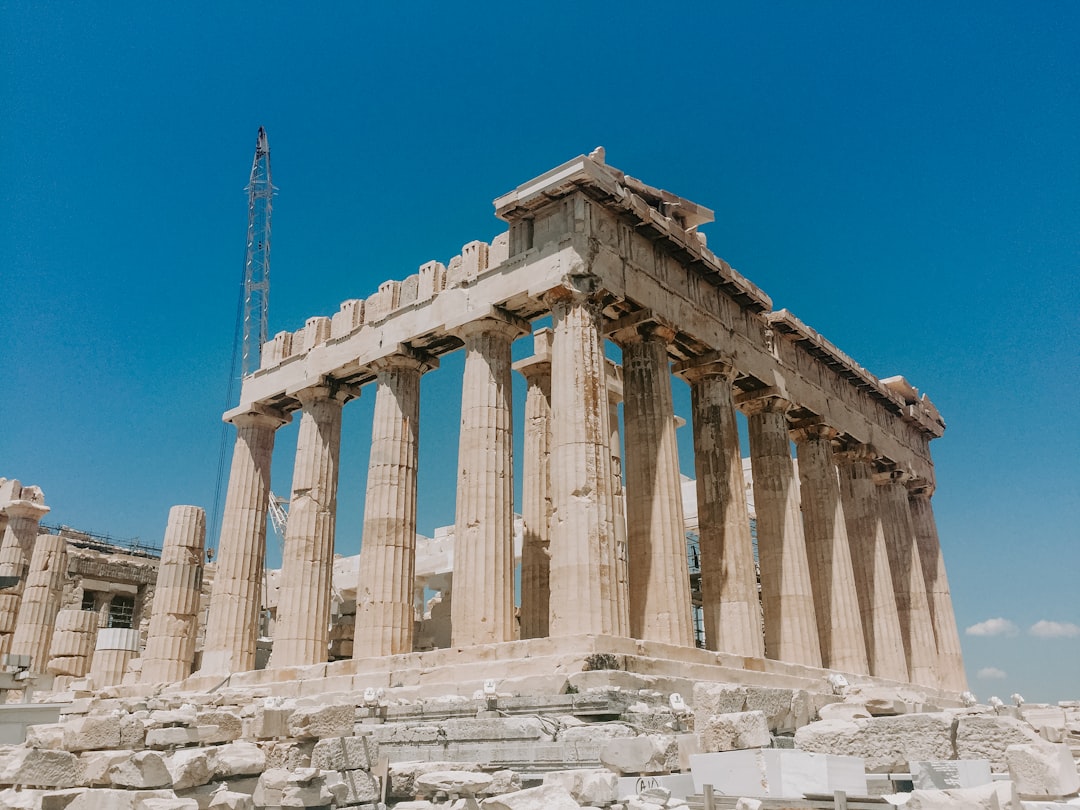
[876,470,939,686]
[141,505,206,684]
[451,316,525,647]
[0,484,49,657]
[908,483,967,691]
[606,362,630,627]
[201,407,287,674]
[616,322,693,646]
[9,533,67,673]
[272,385,350,668]
[676,359,764,657]
[354,353,434,657]
[741,395,822,666]
[792,425,868,673]
[513,332,553,640]
[546,285,627,637]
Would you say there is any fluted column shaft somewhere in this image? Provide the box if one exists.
[451,317,523,646]
[743,396,822,666]
[606,367,630,625]
[877,472,939,686]
[514,332,552,640]
[546,287,627,637]
[618,325,693,646]
[201,409,286,674]
[272,386,348,668]
[354,355,431,657]
[908,487,967,691]
[141,505,206,683]
[10,533,67,672]
[835,447,907,680]
[678,361,764,657]
[793,426,868,673]
[0,499,49,655]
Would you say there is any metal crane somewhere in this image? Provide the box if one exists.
[241,126,273,378]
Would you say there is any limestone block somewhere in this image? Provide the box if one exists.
[698,710,771,753]
[26,722,66,749]
[251,703,293,739]
[365,281,400,323]
[417,260,446,301]
[1006,742,1080,799]
[560,723,637,742]
[479,784,582,809]
[416,770,494,795]
[310,734,378,771]
[61,713,123,752]
[164,748,216,791]
[817,702,872,722]
[544,769,619,805]
[793,713,956,773]
[287,703,355,739]
[956,715,1047,771]
[121,713,147,749]
[301,316,331,351]
[485,770,522,796]
[441,717,551,742]
[903,781,1020,810]
[263,739,313,770]
[251,769,288,807]
[0,748,80,788]
[146,726,202,749]
[0,787,44,809]
[36,788,178,810]
[80,750,138,786]
[692,684,810,733]
[399,273,419,306]
[600,735,673,775]
[194,710,242,743]
[689,749,867,799]
[139,798,199,810]
[334,768,380,804]
[108,751,172,789]
[912,760,993,790]
[388,761,482,799]
[212,741,265,778]
[207,787,255,810]
[330,299,364,339]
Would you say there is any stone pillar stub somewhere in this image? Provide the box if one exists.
[9,533,67,673]
[200,406,288,675]
[613,320,694,647]
[272,383,352,668]
[0,493,50,655]
[676,357,764,658]
[791,424,869,674]
[513,330,553,641]
[740,394,822,667]
[451,315,528,647]
[875,468,940,687]
[354,351,436,658]
[544,283,628,638]
[141,505,206,684]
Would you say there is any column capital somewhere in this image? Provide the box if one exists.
[833,442,878,466]
[790,422,840,445]
[370,347,439,376]
[735,388,792,416]
[451,310,531,342]
[873,467,911,486]
[606,309,677,347]
[2,500,49,522]
[906,477,936,498]
[292,380,360,407]
[541,274,602,308]
[512,328,554,381]
[224,403,290,430]
[672,351,738,383]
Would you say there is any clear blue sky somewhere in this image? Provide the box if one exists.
[2,2,1077,702]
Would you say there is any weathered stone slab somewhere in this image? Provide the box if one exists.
[287,703,355,739]
[599,735,676,775]
[310,734,378,771]
[388,760,482,799]
[902,781,1019,809]
[107,750,172,788]
[794,713,955,772]
[212,741,265,778]
[698,710,770,753]
[911,759,993,790]
[955,714,1046,771]
[63,714,123,752]
[479,784,582,809]
[415,770,493,795]
[544,768,618,805]
[689,749,867,798]
[0,748,80,788]
[1005,742,1080,799]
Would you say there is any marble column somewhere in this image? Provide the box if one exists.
[606,363,630,627]
[513,331,553,640]
[615,323,693,646]
[201,407,287,674]
[834,446,908,680]
[875,470,939,686]
[545,285,628,637]
[908,483,967,691]
[271,385,350,668]
[451,316,525,647]
[47,609,99,678]
[0,489,49,656]
[141,505,206,684]
[354,353,434,657]
[792,425,868,673]
[9,533,67,673]
[676,359,764,657]
[741,395,822,666]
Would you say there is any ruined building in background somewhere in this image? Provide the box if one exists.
[194,150,965,694]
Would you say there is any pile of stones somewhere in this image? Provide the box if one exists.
[0,679,1076,809]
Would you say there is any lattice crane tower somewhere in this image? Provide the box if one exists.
[241,126,273,377]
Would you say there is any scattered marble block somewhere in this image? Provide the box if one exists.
[689,749,867,798]
[911,759,993,790]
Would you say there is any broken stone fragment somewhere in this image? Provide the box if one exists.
[955,713,1048,771]
[902,780,1019,809]
[212,740,266,778]
[286,702,355,739]
[107,750,172,789]
[206,785,255,810]
[164,746,217,791]
[543,768,619,805]
[388,760,483,799]
[309,733,378,770]
[599,735,672,775]
[63,713,123,752]
[479,784,583,809]
[1005,741,1080,798]
[697,709,771,753]
[794,713,955,772]
[0,748,80,788]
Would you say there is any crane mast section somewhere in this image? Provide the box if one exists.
[242,127,273,378]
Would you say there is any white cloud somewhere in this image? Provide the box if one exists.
[1029,620,1080,639]
[965,617,1019,637]
[977,667,1007,680]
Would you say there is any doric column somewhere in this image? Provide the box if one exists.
[354,352,435,657]
[513,331,553,640]
[834,445,907,680]
[792,425,868,673]
[0,488,49,657]
[907,483,967,691]
[545,284,628,637]
[200,406,288,674]
[675,358,764,657]
[271,384,351,668]
[451,315,527,647]
[9,533,67,673]
[875,469,939,686]
[606,362,630,627]
[141,505,206,684]
[740,394,822,666]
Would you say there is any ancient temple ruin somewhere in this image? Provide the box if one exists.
[195,149,966,694]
